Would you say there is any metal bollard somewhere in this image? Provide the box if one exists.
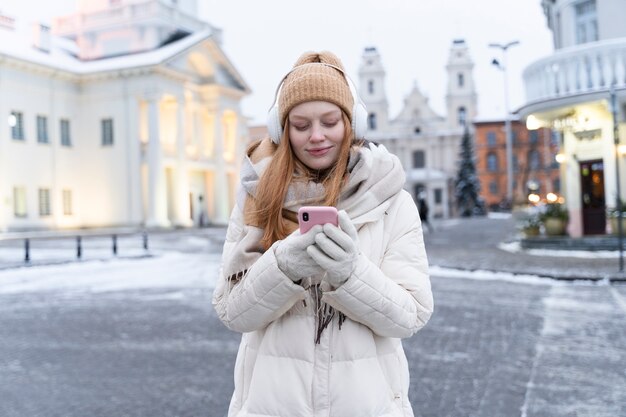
[112,234,118,256]
[76,236,82,259]
[24,238,30,263]
[142,232,148,251]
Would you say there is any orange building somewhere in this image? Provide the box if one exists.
[474,118,561,211]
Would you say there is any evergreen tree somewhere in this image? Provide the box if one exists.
[455,126,483,217]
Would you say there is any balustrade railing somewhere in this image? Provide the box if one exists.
[523,38,626,104]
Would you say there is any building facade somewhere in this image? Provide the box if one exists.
[358,40,477,218]
[518,0,626,236]
[0,0,249,231]
[474,118,561,210]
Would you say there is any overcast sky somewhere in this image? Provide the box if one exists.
[4,0,554,125]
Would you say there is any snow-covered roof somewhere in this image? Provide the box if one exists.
[0,20,212,75]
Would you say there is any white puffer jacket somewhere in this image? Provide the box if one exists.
[213,186,433,417]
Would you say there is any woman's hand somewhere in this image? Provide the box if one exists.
[274,225,325,281]
[308,210,360,288]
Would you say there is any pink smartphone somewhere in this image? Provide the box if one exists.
[298,206,338,233]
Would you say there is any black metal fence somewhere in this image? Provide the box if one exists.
[1,231,150,266]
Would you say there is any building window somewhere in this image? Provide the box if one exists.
[575,0,598,44]
[39,188,51,216]
[10,111,24,140]
[489,181,498,195]
[368,80,375,94]
[60,119,71,147]
[62,189,73,215]
[487,131,497,147]
[37,115,49,144]
[413,150,425,168]
[513,155,519,172]
[457,73,464,88]
[367,113,377,130]
[434,188,442,204]
[457,106,466,126]
[13,187,27,218]
[512,130,519,145]
[529,150,541,170]
[487,153,498,172]
[101,118,114,146]
[553,178,561,193]
[529,130,539,144]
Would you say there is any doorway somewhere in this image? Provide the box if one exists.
[580,159,605,235]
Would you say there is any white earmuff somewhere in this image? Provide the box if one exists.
[352,97,368,141]
[267,105,282,144]
[267,63,368,144]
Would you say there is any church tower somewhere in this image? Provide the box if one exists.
[445,39,477,130]
[358,46,389,132]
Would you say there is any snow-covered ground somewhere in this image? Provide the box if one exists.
[0,252,221,294]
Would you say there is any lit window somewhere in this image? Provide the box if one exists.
[13,187,27,218]
[62,189,73,216]
[39,188,51,216]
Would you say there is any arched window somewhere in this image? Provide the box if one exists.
[457,72,464,88]
[368,80,375,94]
[458,106,466,126]
[367,113,377,130]
[487,152,498,172]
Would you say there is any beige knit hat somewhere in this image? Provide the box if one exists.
[278,51,354,124]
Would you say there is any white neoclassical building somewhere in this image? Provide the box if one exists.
[358,40,477,218]
[518,0,626,236]
[0,0,249,232]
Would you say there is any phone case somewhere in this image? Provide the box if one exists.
[298,206,338,233]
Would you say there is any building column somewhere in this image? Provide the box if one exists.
[145,94,169,227]
[0,67,6,232]
[173,94,192,227]
[213,109,230,224]
[126,92,143,225]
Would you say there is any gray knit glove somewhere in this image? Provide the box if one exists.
[274,225,325,282]
[308,210,360,288]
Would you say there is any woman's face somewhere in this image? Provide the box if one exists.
[287,101,346,171]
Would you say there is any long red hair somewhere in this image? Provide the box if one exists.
[252,112,355,249]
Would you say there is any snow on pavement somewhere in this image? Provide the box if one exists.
[0,252,221,294]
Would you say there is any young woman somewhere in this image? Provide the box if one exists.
[213,51,433,417]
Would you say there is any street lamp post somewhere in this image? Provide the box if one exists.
[610,84,624,272]
[490,40,520,208]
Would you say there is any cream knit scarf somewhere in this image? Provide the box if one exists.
[223,138,406,342]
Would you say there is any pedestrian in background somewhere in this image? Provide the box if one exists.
[212,50,433,417]
[418,192,433,233]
